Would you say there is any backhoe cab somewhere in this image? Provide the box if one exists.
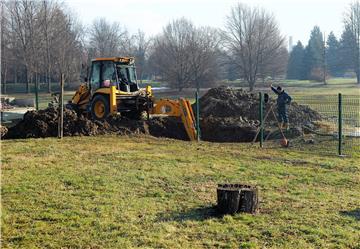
[70,57,150,120]
[69,57,197,141]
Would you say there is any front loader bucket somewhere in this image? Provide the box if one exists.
[179,98,197,141]
[151,98,197,141]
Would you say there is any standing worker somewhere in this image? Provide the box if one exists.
[270,84,292,130]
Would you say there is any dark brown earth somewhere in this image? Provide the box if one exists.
[194,86,321,142]
[2,87,321,142]
[3,107,187,140]
[197,86,321,123]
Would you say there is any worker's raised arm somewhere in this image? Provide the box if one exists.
[270,85,279,95]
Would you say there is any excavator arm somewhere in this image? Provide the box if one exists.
[150,98,197,141]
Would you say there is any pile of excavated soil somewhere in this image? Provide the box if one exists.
[195,86,321,142]
[198,86,321,123]
[3,107,187,140]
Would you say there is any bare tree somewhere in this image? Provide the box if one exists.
[344,0,360,84]
[1,0,10,93]
[39,0,58,92]
[7,0,43,93]
[130,30,151,83]
[152,18,195,91]
[88,18,127,57]
[51,9,83,83]
[152,18,220,91]
[188,26,221,88]
[260,46,288,82]
[2,0,84,93]
[223,3,285,91]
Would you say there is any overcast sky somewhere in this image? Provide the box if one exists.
[66,0,352,47]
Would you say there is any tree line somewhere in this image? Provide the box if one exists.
[1,0,359,94]
[287,1,360,84]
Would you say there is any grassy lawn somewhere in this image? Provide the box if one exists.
[1,92,74,110]
[224,78,360,95]
[1,136,359,248]
[277,78,360,95]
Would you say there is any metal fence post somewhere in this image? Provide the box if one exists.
[58,74,64,139]
[195,89,201,141]
[35,75,39,110]
[259,92,264,148]
[338,93,342,156]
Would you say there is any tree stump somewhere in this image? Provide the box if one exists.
[217,184,258,215]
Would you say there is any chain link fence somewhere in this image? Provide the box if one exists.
[258,93,359,156]
[293,94,359,156]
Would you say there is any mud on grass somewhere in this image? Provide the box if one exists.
[1,136,359,248]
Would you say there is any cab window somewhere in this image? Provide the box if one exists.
[90,61,101,90]
[102,61,117,82]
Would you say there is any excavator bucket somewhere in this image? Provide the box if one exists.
[68,83,91,111]
[178,98,197,141]
[150,98,197,141]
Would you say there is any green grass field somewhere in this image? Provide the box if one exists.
[1,136,359,248]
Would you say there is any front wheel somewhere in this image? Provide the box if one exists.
[91,95,109,120]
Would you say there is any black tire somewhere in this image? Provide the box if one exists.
[91,95,110,120]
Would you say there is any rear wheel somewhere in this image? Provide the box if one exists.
[91,95,109,120]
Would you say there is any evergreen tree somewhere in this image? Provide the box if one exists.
[326,32,341,76]
[303,26,324,79]
[286,41,305,79]
[339,26,357,76]
[344,0,360,83]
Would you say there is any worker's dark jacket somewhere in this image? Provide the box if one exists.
[271,86,292,123]
[271,86,292,109]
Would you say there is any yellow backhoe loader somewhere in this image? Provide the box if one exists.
[68,57,197,141]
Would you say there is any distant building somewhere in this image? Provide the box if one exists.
[288,36,293,52]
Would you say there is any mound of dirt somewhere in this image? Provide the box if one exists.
[3,107,186,140]
[195,86,321,142]
[198,86,321,123]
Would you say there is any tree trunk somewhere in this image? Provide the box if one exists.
[14,64,17,84]
[139,68,143,84]
[1,66,7,94]
[217,188,241,215]
[26,68,30,93]
[238,188,258,213]
[217,184,258,215]
[249,81,255,92]
[47,70,51,93]
[3,69,7,94]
